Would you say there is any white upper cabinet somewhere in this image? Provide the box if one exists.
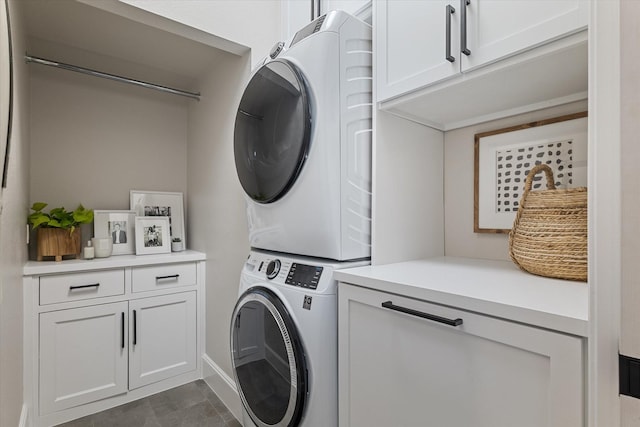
[376,0,588,105]
[462,0,588,72]
[376,0,458,102]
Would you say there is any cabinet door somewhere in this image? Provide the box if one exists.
[462,0,588,71]
[129,292,197,389]
[39,302,128,414]
[376,0,459,102]
[338,284,584,427]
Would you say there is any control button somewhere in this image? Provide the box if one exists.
[266,259,281,280]
[269,41,284,59]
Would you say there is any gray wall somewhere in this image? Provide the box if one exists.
[0,1,29,425]
[187,51,250,382]
[29,63,189,214]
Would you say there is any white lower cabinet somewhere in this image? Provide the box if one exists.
[338,283,584,427]
[39,302,129,414]
[24,252,205,427]
[129,292,197,389]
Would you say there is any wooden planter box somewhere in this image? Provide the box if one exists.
[37,228,81,262]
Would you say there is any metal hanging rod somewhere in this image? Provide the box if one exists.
[25,54,201,101]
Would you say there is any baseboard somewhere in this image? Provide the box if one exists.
[202,354,242,421]
[19,404,29,427]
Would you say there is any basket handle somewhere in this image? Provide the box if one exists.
[522,164,556,200]
[509,164,556,248]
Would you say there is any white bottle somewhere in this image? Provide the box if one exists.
[83,240,95,260]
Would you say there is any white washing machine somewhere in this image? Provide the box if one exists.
[233,11,372,261]
[230,249,368,427]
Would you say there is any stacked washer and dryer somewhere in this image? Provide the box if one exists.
[229,11,372,427]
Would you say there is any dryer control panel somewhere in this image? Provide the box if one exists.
[285,263,323,290]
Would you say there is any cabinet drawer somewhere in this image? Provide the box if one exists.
[40,270,125,305]
[132,262,197,293]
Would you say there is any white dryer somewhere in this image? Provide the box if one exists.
[233,11,372,261]
[230,249,367,427]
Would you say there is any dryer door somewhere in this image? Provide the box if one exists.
[234,59,312,204]
[230,287,308,427]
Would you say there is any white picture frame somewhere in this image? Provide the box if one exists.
[93,210,136,255]
[474,112,588,233]
[130,190,185,248]
[135,216,171,255]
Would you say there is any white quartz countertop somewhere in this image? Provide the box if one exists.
[334,256,588,337]
[23,250,206,276]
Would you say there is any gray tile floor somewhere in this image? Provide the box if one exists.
[56,380,242,427]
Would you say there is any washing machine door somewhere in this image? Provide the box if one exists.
[233,59,312,204]
[230,287,308,427]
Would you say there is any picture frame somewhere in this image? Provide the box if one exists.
[474,112,588,233]
[93,210,136,255]
[135,216,171,255]
[130,190,185,248]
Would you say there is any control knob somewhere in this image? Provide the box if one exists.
[266,259,281,280]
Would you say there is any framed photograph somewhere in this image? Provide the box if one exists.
[135,216,171,255]
[130,190,185,248]
[474,112,588,233]
[93,210,136,255]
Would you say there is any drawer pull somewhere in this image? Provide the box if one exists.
[156,274,180,281]
[69,283,100,291]
[381,301,463,327]
[445,4,455,63]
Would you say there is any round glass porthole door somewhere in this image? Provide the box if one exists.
[233,59,312,204]
[230,287,307,427]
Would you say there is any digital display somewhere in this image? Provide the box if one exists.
[286,263,323,289]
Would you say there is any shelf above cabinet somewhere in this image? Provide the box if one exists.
[380,31,588,131]
[334,255,588,337]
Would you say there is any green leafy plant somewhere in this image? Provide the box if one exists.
[28,202,94,233]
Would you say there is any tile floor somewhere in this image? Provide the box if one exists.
[56,380,242,427]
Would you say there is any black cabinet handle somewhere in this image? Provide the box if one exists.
[310,0,314,21]
[156,274,180,281]
[133,310,137,345]
[461,0,471,56]
[121,312,125,349]
[69,283,100,291]
[446,4,456,63]
[381,301,463,327]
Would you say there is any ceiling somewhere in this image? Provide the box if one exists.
[21,0,236,91]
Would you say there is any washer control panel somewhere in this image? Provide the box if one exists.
[285,263,323,290]
[265,259,281,279]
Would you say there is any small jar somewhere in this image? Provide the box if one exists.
[83,240,95,260]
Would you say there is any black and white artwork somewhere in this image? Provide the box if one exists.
[495,139,573,213]
[130,190,185,248]
[135,216,171,255]
[93,210,135,255]
[475,113,587,233]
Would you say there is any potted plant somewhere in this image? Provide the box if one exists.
[171,237,184,252]
[28,202,93,261]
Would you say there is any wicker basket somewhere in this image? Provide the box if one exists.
[508,164,587,282]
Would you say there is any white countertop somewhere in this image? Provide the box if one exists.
[23,250,206,276]
[334,256,589,337]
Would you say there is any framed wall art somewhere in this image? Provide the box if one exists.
[130,190,185,247]
[135,216,171,255]
[94,210,136,255]
[474,112,588,233]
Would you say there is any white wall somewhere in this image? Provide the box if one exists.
[29,63,189,216]
[117,0,282,67]
[0,0,29,425]
[443,100,588,260]
[187,50,249,412]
